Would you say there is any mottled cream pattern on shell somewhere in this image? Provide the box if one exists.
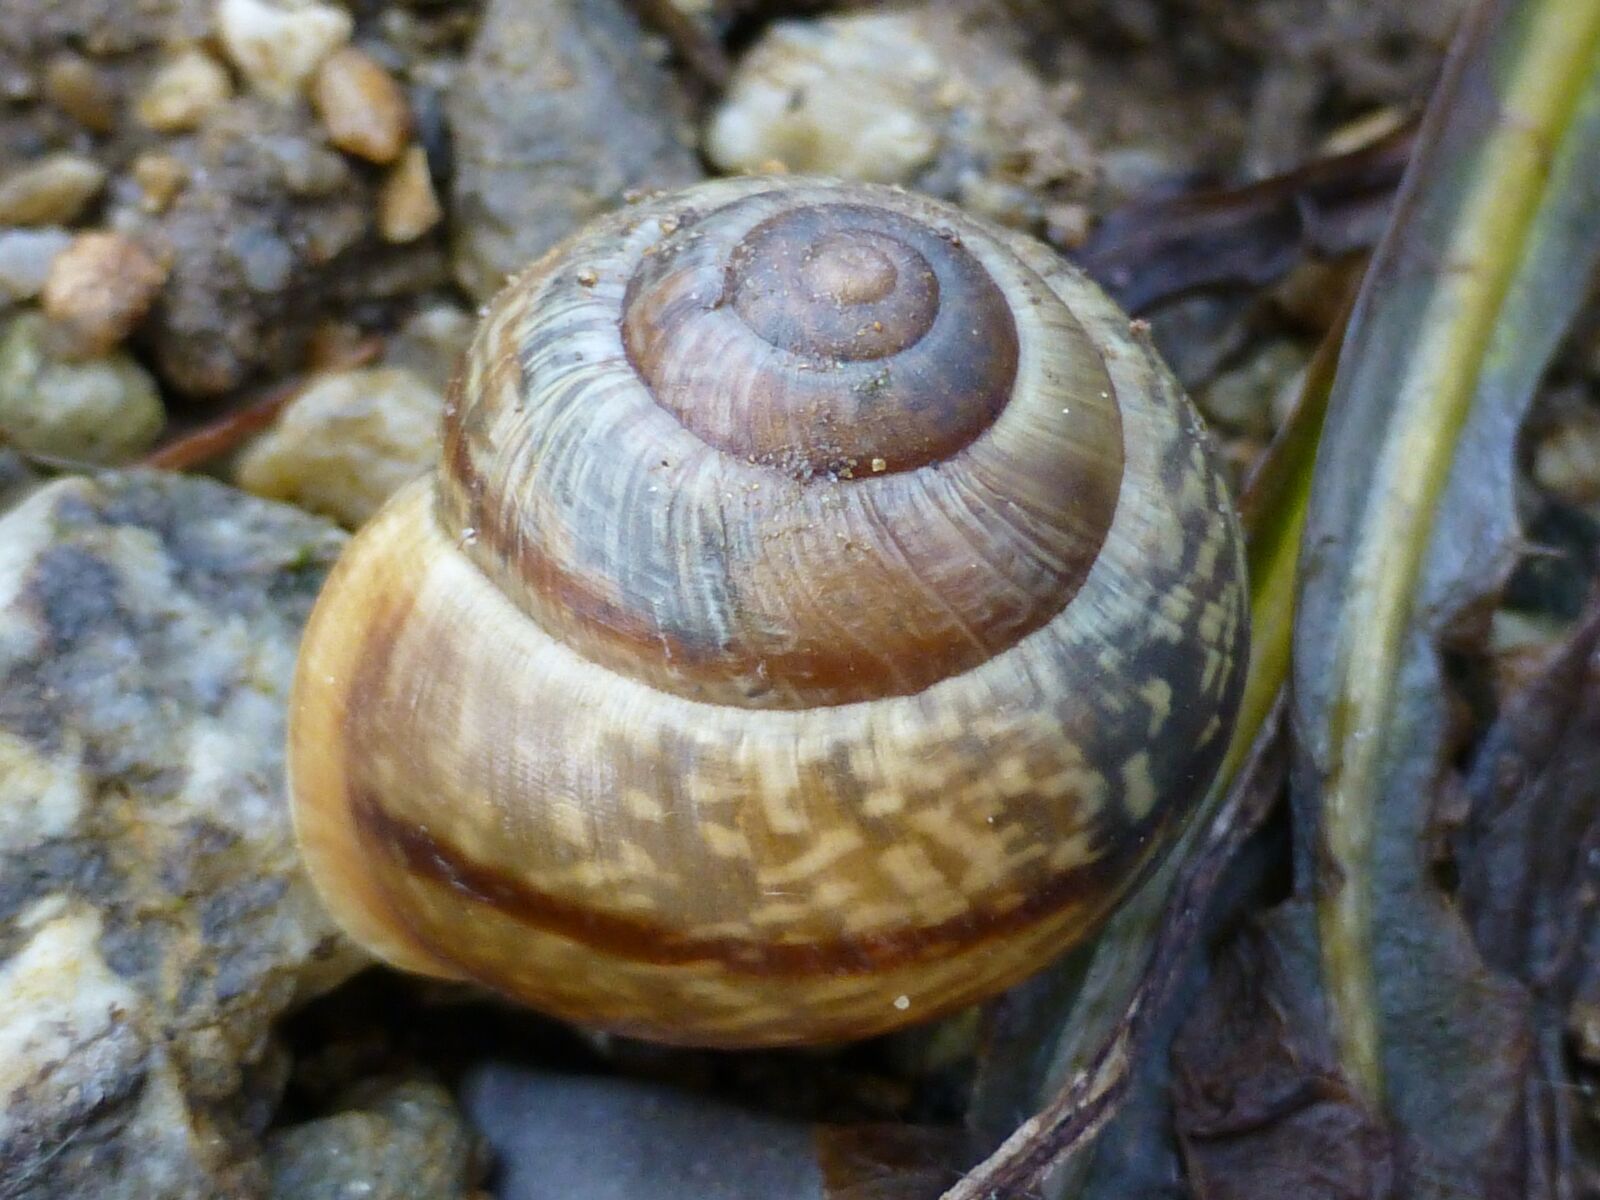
[289,177,1249,1047]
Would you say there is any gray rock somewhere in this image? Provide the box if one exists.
[447,0,703,300]
[461,1064,826,1200]
[0,471,365,1199]
[137,98,374,397]
[266,1078,484,1200]
[0,448,37,508]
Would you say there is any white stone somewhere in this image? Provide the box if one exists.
[217,0,353,103]
[137,48,233,131]
[0,729,88,853]
[0,908,143,1147]
[705,13,943,184]
[0,227,71,303]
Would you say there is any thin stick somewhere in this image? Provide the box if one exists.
[141,339,383,472]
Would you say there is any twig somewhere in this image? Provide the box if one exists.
[141,338,383,472]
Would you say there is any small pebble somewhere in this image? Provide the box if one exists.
[1488,607,1571,701]
[136,48,233,132]
[43,53,117,133]
[1045,202,1093,250]
[1571,996,1600,1064]
[386,304,475,392]
[265,1078,484,1200]
[462,1065,823,1200]
[217,0,353,103]
[0,311,165,463]
[1197,340,1309,437]
[1533,409,1600,505]
[704,6,1091,228]
[1268,363,1310,430]
[304,319,371,372]
[230,224,295,293]
[0,62,35,104]
[236,366,444,526]
[261,137,351,199]
[705,14,942,184]
[312,47,411,164]
[129,153,189,213]
[42,232,169,358]
[0,228,72,304]
[0,155,107,226]
[378,145,443,243]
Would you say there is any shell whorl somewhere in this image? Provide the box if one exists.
[625,200,1018,471]
[439,182,1124,707]
[289,178,1250,1047]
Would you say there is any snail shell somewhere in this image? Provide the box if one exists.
[289,177,1248,1047]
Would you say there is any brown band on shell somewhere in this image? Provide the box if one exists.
[345,782,1163,979]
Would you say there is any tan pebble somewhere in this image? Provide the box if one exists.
[377,145,442,243]
[217,0,353,102]
[0,154,106,226]
[130,153,189,214]
[1044,202,1092,250]
[312,47,410,164]
[42,233,169,359]
[43,54,117,133]
[137,49,232,132]
[235,366,444,526]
